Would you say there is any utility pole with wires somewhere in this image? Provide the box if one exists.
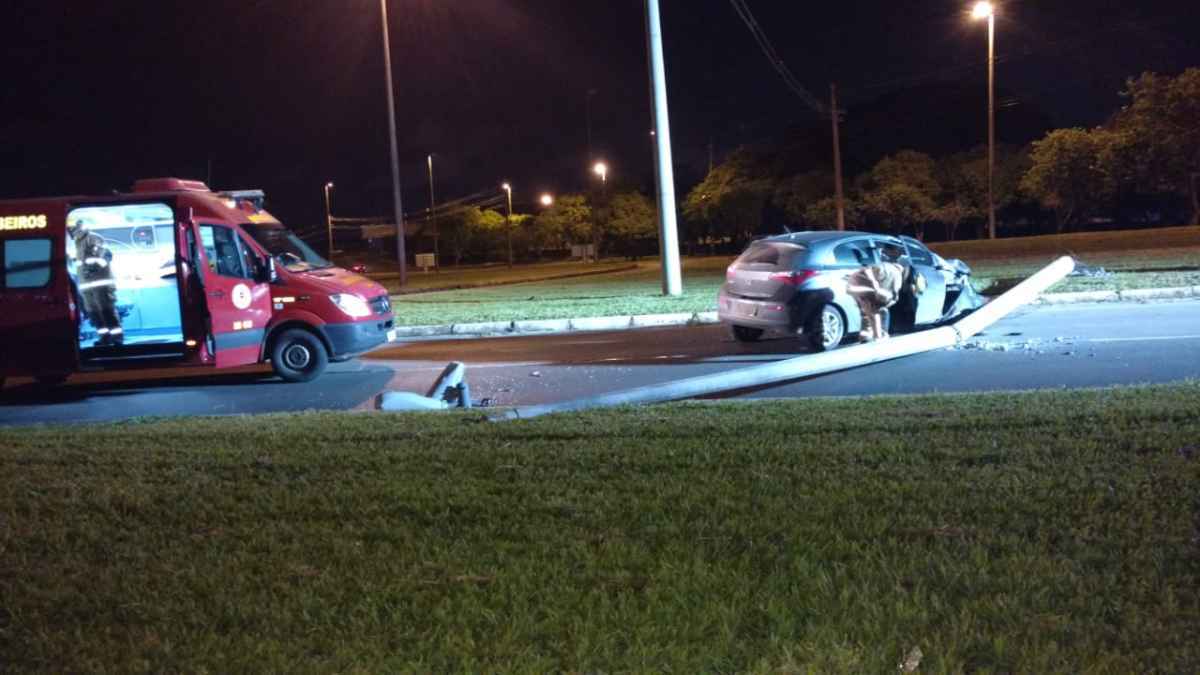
[728,0,851,232]
[830,83,846,231]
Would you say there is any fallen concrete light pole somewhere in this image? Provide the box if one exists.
[497,256,1076,421]
[377,361,471,411]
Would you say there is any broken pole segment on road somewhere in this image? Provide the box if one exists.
[376,361,472,411]
[496,256,1077,421]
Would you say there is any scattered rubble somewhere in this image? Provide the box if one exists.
[1070,263,1114,279]
[952,335,1084,355]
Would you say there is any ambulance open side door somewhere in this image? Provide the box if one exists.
[188,219,273,368]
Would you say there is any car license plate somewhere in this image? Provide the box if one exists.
[386,328,398,342]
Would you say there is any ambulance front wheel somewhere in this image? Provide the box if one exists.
[271,329,329,383]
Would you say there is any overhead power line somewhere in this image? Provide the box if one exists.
[727,0,828,116]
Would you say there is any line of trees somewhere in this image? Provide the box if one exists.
[430,190,659,265]
[682,68,1200,246]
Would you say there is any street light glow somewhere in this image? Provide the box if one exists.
[593,161,608,181]
[501,182,511,193]
[325,181,334,189]
[540,193,554,207]
[972,1,994,19]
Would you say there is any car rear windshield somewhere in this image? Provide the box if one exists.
[732,241,806,270]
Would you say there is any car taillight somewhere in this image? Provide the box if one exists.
[768,269,819,286]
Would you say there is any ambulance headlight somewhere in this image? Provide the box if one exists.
[331,293,372,318]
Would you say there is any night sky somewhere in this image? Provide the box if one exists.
[3,0,1197,230]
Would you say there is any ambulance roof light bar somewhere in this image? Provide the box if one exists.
[217,189,266,212]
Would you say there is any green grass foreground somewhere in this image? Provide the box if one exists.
[389,226,1200,326]
[2,385,1199,672]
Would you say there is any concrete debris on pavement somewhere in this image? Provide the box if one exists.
[1069,263,1114,278]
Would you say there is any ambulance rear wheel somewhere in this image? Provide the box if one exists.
[271,329,328,383]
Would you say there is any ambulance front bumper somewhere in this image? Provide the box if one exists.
[320,316,396,358]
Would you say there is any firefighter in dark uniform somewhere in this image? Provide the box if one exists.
[69,220,123,346]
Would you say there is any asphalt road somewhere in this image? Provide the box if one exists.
[2,299,1198,426]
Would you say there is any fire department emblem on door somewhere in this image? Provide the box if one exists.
[231,283,252,310]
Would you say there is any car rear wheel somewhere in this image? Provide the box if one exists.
[271,329,329,383]
[731,325,764,342]
[806,304,845,352]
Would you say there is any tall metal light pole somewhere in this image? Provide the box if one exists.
[323,181,334,259]
[585,88,597,164]
[973,1,997,239]
[380,0,407,284]
[644,0,683,296]
[502,182,513,268]
[427,153,438,268]
[592,162,607,264]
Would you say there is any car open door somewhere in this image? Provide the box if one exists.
[901,236,948,325]
[193,221,273,367]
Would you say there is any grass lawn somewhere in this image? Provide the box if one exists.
[358,259,637,294]
[932,226,1200,295]
[391,257,728,326]
[2,384,1199,672]
[389,226,1200,326]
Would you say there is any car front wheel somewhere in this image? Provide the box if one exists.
[805,304,845,352]
[271,329,329,383]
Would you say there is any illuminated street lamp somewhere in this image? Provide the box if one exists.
[502,182,514,268]
[323,181,334,260]
[972,1,997,239]
[540,193,554,207]
[590,162,608,264]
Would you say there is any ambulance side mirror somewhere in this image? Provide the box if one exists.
[256,256,278,284]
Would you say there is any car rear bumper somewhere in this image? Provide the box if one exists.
[718,294,795,330]
[718,289,850,333]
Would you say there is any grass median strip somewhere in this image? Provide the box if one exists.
[388,227,1200,327]
[2,383,1198,672]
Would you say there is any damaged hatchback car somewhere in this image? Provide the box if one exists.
[718,231,985,351]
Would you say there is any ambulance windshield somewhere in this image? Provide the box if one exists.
[243,224,331,272]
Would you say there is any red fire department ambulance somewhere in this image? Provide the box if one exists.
[0,178,396,387]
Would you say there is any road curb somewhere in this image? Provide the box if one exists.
[387,286,1197,340]
[1035,285,1200,305]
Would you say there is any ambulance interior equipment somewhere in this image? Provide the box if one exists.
[66,203,183,356]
